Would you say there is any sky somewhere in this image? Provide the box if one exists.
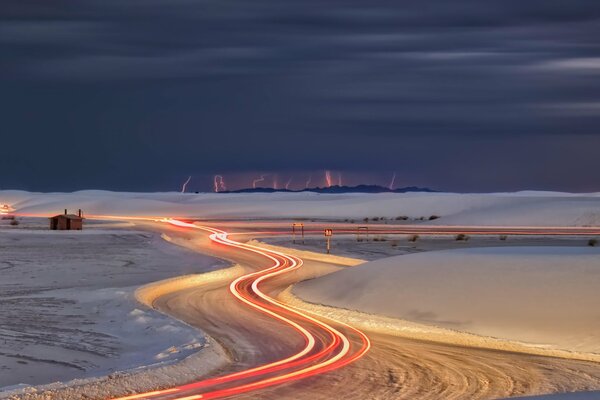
[1,0,600,193]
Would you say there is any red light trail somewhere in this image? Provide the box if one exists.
[111,219,370,400]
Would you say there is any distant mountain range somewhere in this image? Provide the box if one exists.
[221,185,436,194]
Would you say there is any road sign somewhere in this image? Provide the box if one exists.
[292,223,305,244]
[324,228,333,254]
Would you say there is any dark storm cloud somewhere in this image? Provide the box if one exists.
[1,0,600,192]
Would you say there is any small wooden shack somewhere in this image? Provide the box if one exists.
[49,209,83,230]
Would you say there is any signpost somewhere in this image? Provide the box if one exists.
[324,228,333,254]
[292,223,304,244]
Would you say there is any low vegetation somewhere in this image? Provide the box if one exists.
[455,233,469,241]
[408,234,419,242]
[589,238,598,247]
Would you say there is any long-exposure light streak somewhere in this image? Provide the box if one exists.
[111,218,370,400]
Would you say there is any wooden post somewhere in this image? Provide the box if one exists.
[292,223,304,244]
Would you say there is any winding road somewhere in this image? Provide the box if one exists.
[108,219,600,400]
[10,217,600,399]
[111,220,370,400]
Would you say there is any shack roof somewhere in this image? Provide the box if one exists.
[49,214,83,220]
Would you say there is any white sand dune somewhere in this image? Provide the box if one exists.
[294,246,600,355]
[2,190,600,226]
[0,221,227,393]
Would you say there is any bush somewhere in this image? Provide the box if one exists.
[10,219,19,226]
[589,238,598,247]
[363,217,369,223]
[428,215,440,220]
[396,216,408,221]
[455,233,469,241]
[408,234,419,242]
[499,235,508,241]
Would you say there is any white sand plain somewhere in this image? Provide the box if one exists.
[2,189,600,226]
[0,219,227,393]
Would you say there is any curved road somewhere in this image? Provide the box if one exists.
[112,220,369,400]
[109,219,600,400]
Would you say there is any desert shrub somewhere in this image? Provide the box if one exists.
[429,215,440,220]
[396,216,408,221]
[372,217,380,221]
[455,233,469,241]
[499,235,508,241]
[363,217,369,223]
[10,219,19,226]
[589,238,598,247]
[390,240,399,247]
[408,234,419,242]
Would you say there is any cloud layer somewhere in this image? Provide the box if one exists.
[1,0,599,191]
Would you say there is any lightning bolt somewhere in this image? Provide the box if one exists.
[273,175,279,190]
[389,172,396,190]
[305,174,312,189]
[253,174,268,189]
[285,176,293,190]
[325,170,332,188]
[337,172,342,187]
[213,175,226,193]
[181,176,192,193]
